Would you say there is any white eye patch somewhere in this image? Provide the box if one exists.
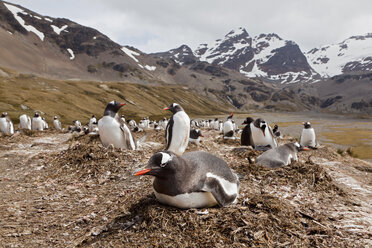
[294,142,300,147]
[109,100,115,105]
[160,152,172,167]
[260,122,266,127]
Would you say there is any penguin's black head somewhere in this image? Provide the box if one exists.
[164,103,183,114]
[34,113,40,118]
[1,112,7,118]
[91,115,95,118]
[242,117,254,125]
[255,118,267,136]
[227,112,233,120]
[303,122,311,129]
[214,118,218,121]
[54,116,58,120]
[273,124,279,132]
[104,100,126,117]
[121,114,125,119]
[133,151,178,178]
[190,129,204,138]
[293,142,309,152]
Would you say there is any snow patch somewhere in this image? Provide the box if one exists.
[144,65,156,71]
[51,25,68,35]
[67,48,75,60]
[121,47,140,63]
[4,3,45,41]
[44,17,53,22]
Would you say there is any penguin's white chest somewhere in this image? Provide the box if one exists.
[19,115,31,129]
[300,128,316,147]
[154,190,218,209]
[0,118,13,134]
[98,116,125,148]
[223,120,233,134]
[167,111,190,155]
[250,123,276,147]
[53,120,61,130]
[32,117,44,131]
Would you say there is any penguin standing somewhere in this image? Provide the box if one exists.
[250,118,277,149]
[256,142,308,168]
[189,129,204,145]
[98,101,136,150]
[31,113,44,131]
[212,118,219,130]
[164,103,190,156]
[89,115,97,132]
[0,112,14,134]
[300,122,317,148]
[134,151,239,209]
[241,117,254,146]
[53,116,62,130]
[42,117,48,129]
[19,114,31,130]
[223,113,235,139]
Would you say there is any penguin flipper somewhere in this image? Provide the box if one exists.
[165,117,174,150]
[120,122,136,150]
[268,126,278,147]
[203,176,238,207]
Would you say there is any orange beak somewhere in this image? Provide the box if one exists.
[164,107,169,110]
[120,103,126,106]
[302,147,309,151]
[134,168,151,176]
[200,134,204,137]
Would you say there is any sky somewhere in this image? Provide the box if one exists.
[5,0,372,53]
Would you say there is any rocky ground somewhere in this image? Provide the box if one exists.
[0,129,371,247]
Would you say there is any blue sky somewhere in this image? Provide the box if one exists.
[5,0,372,53]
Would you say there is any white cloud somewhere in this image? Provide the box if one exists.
[5,0,372,53]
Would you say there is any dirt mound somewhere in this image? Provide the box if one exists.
[0,129,371,247]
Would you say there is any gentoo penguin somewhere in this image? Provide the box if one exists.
[31,113,44,131]
[89,115,97,132]
[223,113,235,139]
[212,118,219,130]
[98,101,136,150]
[0,112,14,134]
[164,103,190,156]
[256,142,308,168]
[53,116,62,130]
[300,122,317,148]
[272,124,281,138]
[138,120,146,130]
[189,129,204,145]
[190,119,199,128]
[73,120,81,128]
[134,151,239,209]
[219,120,223,133]
[241,117,254,146]
[19,114,31,130]
[250,118,277,149]
[42,117,48,129]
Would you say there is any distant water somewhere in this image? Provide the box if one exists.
[233,112,372,162]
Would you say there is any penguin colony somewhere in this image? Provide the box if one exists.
[1,104,318,209]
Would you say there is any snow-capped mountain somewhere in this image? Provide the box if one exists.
[162,28,319,84]
[306,34,372,77]
[157,28,372,84]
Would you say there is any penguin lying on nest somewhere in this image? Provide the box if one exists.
[256,142,308,168]
[134,151,239,209]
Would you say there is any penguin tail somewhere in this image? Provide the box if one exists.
[136,134,147,147]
